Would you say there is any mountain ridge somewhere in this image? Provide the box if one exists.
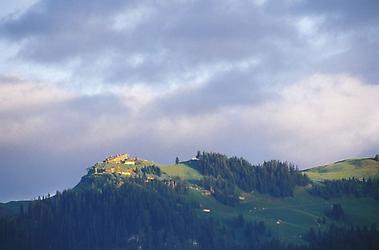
[1,152,379,249]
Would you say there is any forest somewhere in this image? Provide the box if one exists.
[0,174,271,250]
[308,178,379,200]
[1,174,378,250]
[192,152,310,205]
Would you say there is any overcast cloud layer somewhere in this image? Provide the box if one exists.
[0,0,378,201]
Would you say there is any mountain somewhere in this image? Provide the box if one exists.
[303,157,379,181]
[1,152,379,250]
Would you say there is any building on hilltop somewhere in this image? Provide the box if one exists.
[105,167,137,176]
[104,153,137,165]
[104,153,129,163]
[124,160,136,165]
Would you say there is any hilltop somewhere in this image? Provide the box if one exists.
[1,152,379,250]
[303,157,379,181]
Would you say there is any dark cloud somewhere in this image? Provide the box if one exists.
[1,0,142,62]
[153,69,273,116]
[289,0,379,83]
[293,0,379,29]
[0,0,307,86]
[2,0,377,86]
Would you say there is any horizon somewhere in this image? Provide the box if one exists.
[0,0,379,202]
[1,152,376,202]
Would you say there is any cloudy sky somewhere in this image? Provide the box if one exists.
[1,0,378,201]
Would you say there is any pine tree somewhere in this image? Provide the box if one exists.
[196,150,201,158]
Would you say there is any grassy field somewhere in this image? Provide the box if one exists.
[303,158,379,181]
[158,163,202,181]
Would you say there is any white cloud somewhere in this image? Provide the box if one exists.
[0,79,74,144]
[0,0,38,19]
[1,74,378,168]
[111,5,153,32]
[0,79,74,112]
[244,74,379,166]
[296,16,322,36]
[111,73,379,167]
[252,0,268,7]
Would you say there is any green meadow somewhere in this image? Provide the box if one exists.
[303,158,379,181]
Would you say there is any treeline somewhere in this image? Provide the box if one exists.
[0,175,269,250]
[140,165,162,176]
[260,225,379,250]
[308,178,379,200]
[194,152,309,203]
[304,224,379,250]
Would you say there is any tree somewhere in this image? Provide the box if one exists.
[175,157,179,165]
[326,203,345,221]
[196,151,201,158]
[374,154,379,161]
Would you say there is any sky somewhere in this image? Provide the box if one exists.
[0,0,378,201]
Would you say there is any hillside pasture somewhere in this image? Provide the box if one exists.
[159,164,202,181]
[303,158,379,181]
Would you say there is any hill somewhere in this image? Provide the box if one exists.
[303,157,379,181]
[169,156,379,243]
[1,152,379,250]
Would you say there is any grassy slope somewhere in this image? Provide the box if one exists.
[187,184,379,243]
[161,161,379,243]
[303,158,379,181]
[159,163,202,181]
